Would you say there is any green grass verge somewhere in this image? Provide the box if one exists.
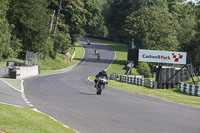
[0,42,84,71]
[0,78,21,91]
[39,43,84,70]
[108,80,200,107]
[72,42,85,64]
[86,37,200,107]
[39,42,84,74]
[184,76,200,85]
[0,104,76,133]
[40,71,58,75]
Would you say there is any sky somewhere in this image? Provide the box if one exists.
[187,0,199,3]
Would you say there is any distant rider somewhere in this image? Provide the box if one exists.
[94,69,108,87]
[94,49,100,59]
[94,49,98,55]
[87,39,90,45]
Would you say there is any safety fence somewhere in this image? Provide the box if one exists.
[180,82,200,96]
[109,73,157,89]
[25,51,41,66]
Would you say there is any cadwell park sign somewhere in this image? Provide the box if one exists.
[138,49,187,64]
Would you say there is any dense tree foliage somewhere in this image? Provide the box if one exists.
[123,6,179,51]
[83,0,108,36]
[0,0,199,67]
[0,0,11,58]
[103,0,200,67]
[137,62,151,78]
[0,0,106,60]
[7,0,50,58]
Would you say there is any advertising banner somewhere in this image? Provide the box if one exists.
[138,49,187,64]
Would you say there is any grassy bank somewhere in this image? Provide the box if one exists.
[185,76,200,85]
[86,37,200,107]
[40,42,84,74]
[0,104,75,133]
[0,42,84,72]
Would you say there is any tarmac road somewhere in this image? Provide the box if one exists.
[0,80,29,108]
[24,40,200,133]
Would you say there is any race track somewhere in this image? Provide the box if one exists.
[24,40,200,133]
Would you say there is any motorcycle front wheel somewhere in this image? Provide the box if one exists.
[96,86,102,95]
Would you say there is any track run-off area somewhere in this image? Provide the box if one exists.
[24,40,200,133]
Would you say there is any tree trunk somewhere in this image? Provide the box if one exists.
[54,0,62,34]
[49,10,55,33]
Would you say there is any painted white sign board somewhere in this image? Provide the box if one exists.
[138,49,187,64]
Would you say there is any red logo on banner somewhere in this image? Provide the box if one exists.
[172,53,183,62]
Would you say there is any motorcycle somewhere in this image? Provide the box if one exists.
[96,76,108,95]
[87,40,90,45]
[97,52,100,60]
[94,49,100,60]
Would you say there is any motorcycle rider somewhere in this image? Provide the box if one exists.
[94,69,108,87]
[94,49,100,59]
[87,39,90,45]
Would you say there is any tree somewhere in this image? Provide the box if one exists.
[0,0,11,58]
[138,0,169,11]
[61,0,87,45]
[175,3,196,50]
[7,0,50,57]
[188,4,200,67]
[137,62,151,78]
[83,0,108,36]
[122,6,179,51]
[104,0,139,38]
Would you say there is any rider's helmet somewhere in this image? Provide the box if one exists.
[102,69,107,74]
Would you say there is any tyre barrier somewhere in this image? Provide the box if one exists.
[109,73,122,80]
[119,75,144,86]
[144,79,157,89]
[110,73,157,88]
[180,82,200,96]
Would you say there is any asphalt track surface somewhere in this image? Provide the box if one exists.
[0,80,29,107]
[24,40,200,133]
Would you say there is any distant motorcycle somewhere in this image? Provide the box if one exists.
[87,40,90,45]
[97,52,100,60]
[94,49,100,60]
[96,76,108,95]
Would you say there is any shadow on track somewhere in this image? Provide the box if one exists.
[75,93,97,96]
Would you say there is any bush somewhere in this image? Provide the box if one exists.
[137,62,151,78]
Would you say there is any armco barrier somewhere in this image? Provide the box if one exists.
[180,82,200,96]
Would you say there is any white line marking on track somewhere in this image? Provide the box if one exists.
[0,79,22,93]
[20,79,80,133]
